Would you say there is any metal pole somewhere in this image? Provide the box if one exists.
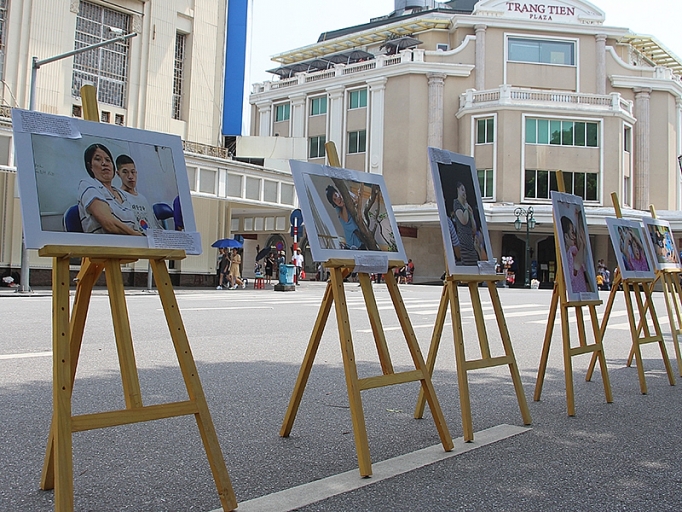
[525,217,530,288]
[18,33,137,293]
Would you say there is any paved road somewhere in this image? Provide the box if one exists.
[1,283,681,511]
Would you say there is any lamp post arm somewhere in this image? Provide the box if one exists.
[29,32,137,110]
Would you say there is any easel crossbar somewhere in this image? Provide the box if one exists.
[71,401,199,432]
[357,370,423,391]
[569,344,606,357]
[464,355,514,371]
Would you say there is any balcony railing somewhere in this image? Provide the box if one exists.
[252,50,420,94]
[460,85,634,117]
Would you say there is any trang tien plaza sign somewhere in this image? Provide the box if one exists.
[506,2,576,20]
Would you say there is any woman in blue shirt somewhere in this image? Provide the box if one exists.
[326,185,366,250]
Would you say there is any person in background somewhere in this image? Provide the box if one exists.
[115,154,162,233]
[228,248,245,289]
[265,252,275,285]
[216,248,230,289]
[293,248,304,284]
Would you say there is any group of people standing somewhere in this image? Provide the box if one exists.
[596,259,611,291]
[217,248,247,290]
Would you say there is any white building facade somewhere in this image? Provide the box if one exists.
[249,0,682,284]
[0,0,297,286]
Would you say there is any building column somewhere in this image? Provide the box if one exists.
[595,34,607,95]
[475,24,487,91]
[289,93,307,138]
[633,87,651,210]
[256,101,272,137]
[326,85,345,160]
[367,77,387,174]
[427,72,446,202]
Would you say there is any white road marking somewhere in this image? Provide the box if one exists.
[217,424,531,512]
[0,351,52,360]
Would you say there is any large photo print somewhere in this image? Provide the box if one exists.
[289,160,406,263]
[641,217,681,271]
[428,148,495,276]
[551,191,599,301]
[605,218,655,280]
[12,109,197,252]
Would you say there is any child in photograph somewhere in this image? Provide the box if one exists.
[627,233,650,272]
[325,185,367,250]
[446,214,462,262]
[560,214,592,293]
[115,154,162,233]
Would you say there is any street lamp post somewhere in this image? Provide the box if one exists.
[514,206,536,288]
[17,30,137,292]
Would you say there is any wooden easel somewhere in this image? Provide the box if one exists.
[585,197,676,393]
[39,87,237,512]
[413,274,531,441]
[280,261,454,476]
[533,173,613,416]
[279,144,453,477]
[630,205,682,377]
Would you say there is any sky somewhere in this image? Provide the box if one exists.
[247,0,682,86]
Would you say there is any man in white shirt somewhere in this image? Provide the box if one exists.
[115,154,162,233]
[293,249,304,284]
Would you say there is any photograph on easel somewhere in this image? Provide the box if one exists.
[11,109,196,252]
[551,191,599,301]
[289,160,406,263]
[605,218,655,280]
[427,147,495,276]
[641,217,681,271]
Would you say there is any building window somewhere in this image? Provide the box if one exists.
[348,130,366,154]
[72,1,131,108]
[348,89,367,109]
[173,33,187,120]
[0,0,7,80]
[275,103,290,122]
[477,169,494,199]
[476,118,494,144]
[508,37,575,66]
[526,118,599,147]
[310,96,327,116]
[309,135,326,159]
[525,170,598,201]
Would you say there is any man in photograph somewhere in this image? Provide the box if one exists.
[115,154,162,233]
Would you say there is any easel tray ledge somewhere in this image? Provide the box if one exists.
[39,245,186,261]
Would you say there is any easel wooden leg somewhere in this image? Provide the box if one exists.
[359,273,394,374]
[41,259,103,491]
[588,305,613,403]
[104,259,143,408]
[52,256,75,512]
[151,259,237,511]
[638,283,675,386]
[448,282,475,441]
[624,282,648,394]
[384,272,453,451]
[414,285,449,418]
[329,267,372,476]
[534,283,559,401]
[662,273,682,376]
[561,304,576,416]
[487,282,532,425]
[586,277,619,381]
[281,281,335,436]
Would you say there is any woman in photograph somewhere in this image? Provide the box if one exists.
[452,181,478,265]
[560,215,592,293]
[77,143,142,236]
[325,185,366,250]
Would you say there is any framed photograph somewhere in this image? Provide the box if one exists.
[605,218,655,280]
[641,217,681,271]
[551,191,599,301]
[12,109,198,253]
[289,160,406,263]
[428,147,495,276]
